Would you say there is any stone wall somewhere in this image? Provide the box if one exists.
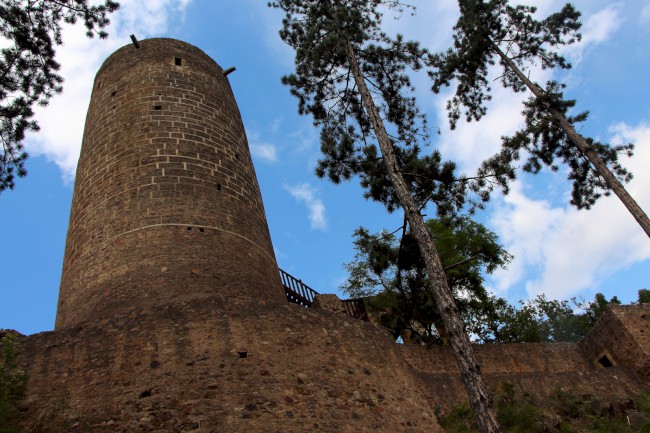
[580,304,650,379]
[8,300,650,431]
[317,300,649,408]
[14,297,442,433]
[401,338,647,409]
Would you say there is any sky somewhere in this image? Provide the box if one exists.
[1,0,649,335]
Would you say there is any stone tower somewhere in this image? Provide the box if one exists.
[56,38,285,329]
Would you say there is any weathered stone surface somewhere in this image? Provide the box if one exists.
[14,297,442,432]
[580,304,650,379]
[56,38,284,330]
[313,294,348,315]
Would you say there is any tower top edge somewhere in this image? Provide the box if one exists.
[96,38,223,80]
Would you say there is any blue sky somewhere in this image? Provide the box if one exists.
[1,0,649,335]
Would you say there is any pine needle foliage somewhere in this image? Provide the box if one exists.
[270,0,467,214]
[430,1,636,211]
[0,0,119,192]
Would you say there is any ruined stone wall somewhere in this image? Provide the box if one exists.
[401,341,589,375]
[307,296,649,409]
[580,304,650,379]
[13,300,649,430]
[10,38,648,432]
[56,39,284,329]
[400,340,647,408]
[16,299,442,433]
[392,304,650,408]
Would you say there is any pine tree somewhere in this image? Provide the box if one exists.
[270,1,502,431]
[0,0,119,192]
[430,0,650,237]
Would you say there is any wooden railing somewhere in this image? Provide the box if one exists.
[279,268,318,307]
[342,299,369,321]
[279,269,369,322]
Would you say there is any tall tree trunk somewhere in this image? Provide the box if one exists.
[490,40,650,238]
[345,41,502,433]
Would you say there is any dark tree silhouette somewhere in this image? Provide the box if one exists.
[270,1,502,431]
[343,216,512,345]
[430,0,649,237]
[0,0,119,192]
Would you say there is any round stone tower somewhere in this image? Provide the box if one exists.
[56,38,285,329]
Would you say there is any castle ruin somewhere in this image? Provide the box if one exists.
[4,38,649,432]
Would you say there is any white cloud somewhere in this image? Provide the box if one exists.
[435,86,526,174]
[25,0,192,182]
[582,3,623,44]
[641,4,650,25]
[381,2,458,53]
[271,118,283,134]
[489,122,650,300]
[562,3,623,64]
[489,180,565,293]
[250,142,278,163]
[285,183,328,231]
[434,66,554,175]
[247,131,279,162]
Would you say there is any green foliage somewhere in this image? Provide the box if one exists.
[467,293,620,344]
[0,334,27,433]
[481,81,633,209]
[342,216,512,344]
[431,0,635,210]
[342,212,622,345]
[638,289,650,304]
[430,0,581,128]
[494,383,542,433]
[440,388,650,433]
[439,383,544,433]
[0,0,119,193]
[438,402,477,433]
[269,0,469,215]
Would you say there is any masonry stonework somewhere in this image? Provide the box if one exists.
[56,39,284,329]
[3,39,648,432]
[580,304,650,379]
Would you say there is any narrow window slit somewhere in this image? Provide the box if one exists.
[175,57,182,66]
[217,184,221,191]
[153,104,162,111]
